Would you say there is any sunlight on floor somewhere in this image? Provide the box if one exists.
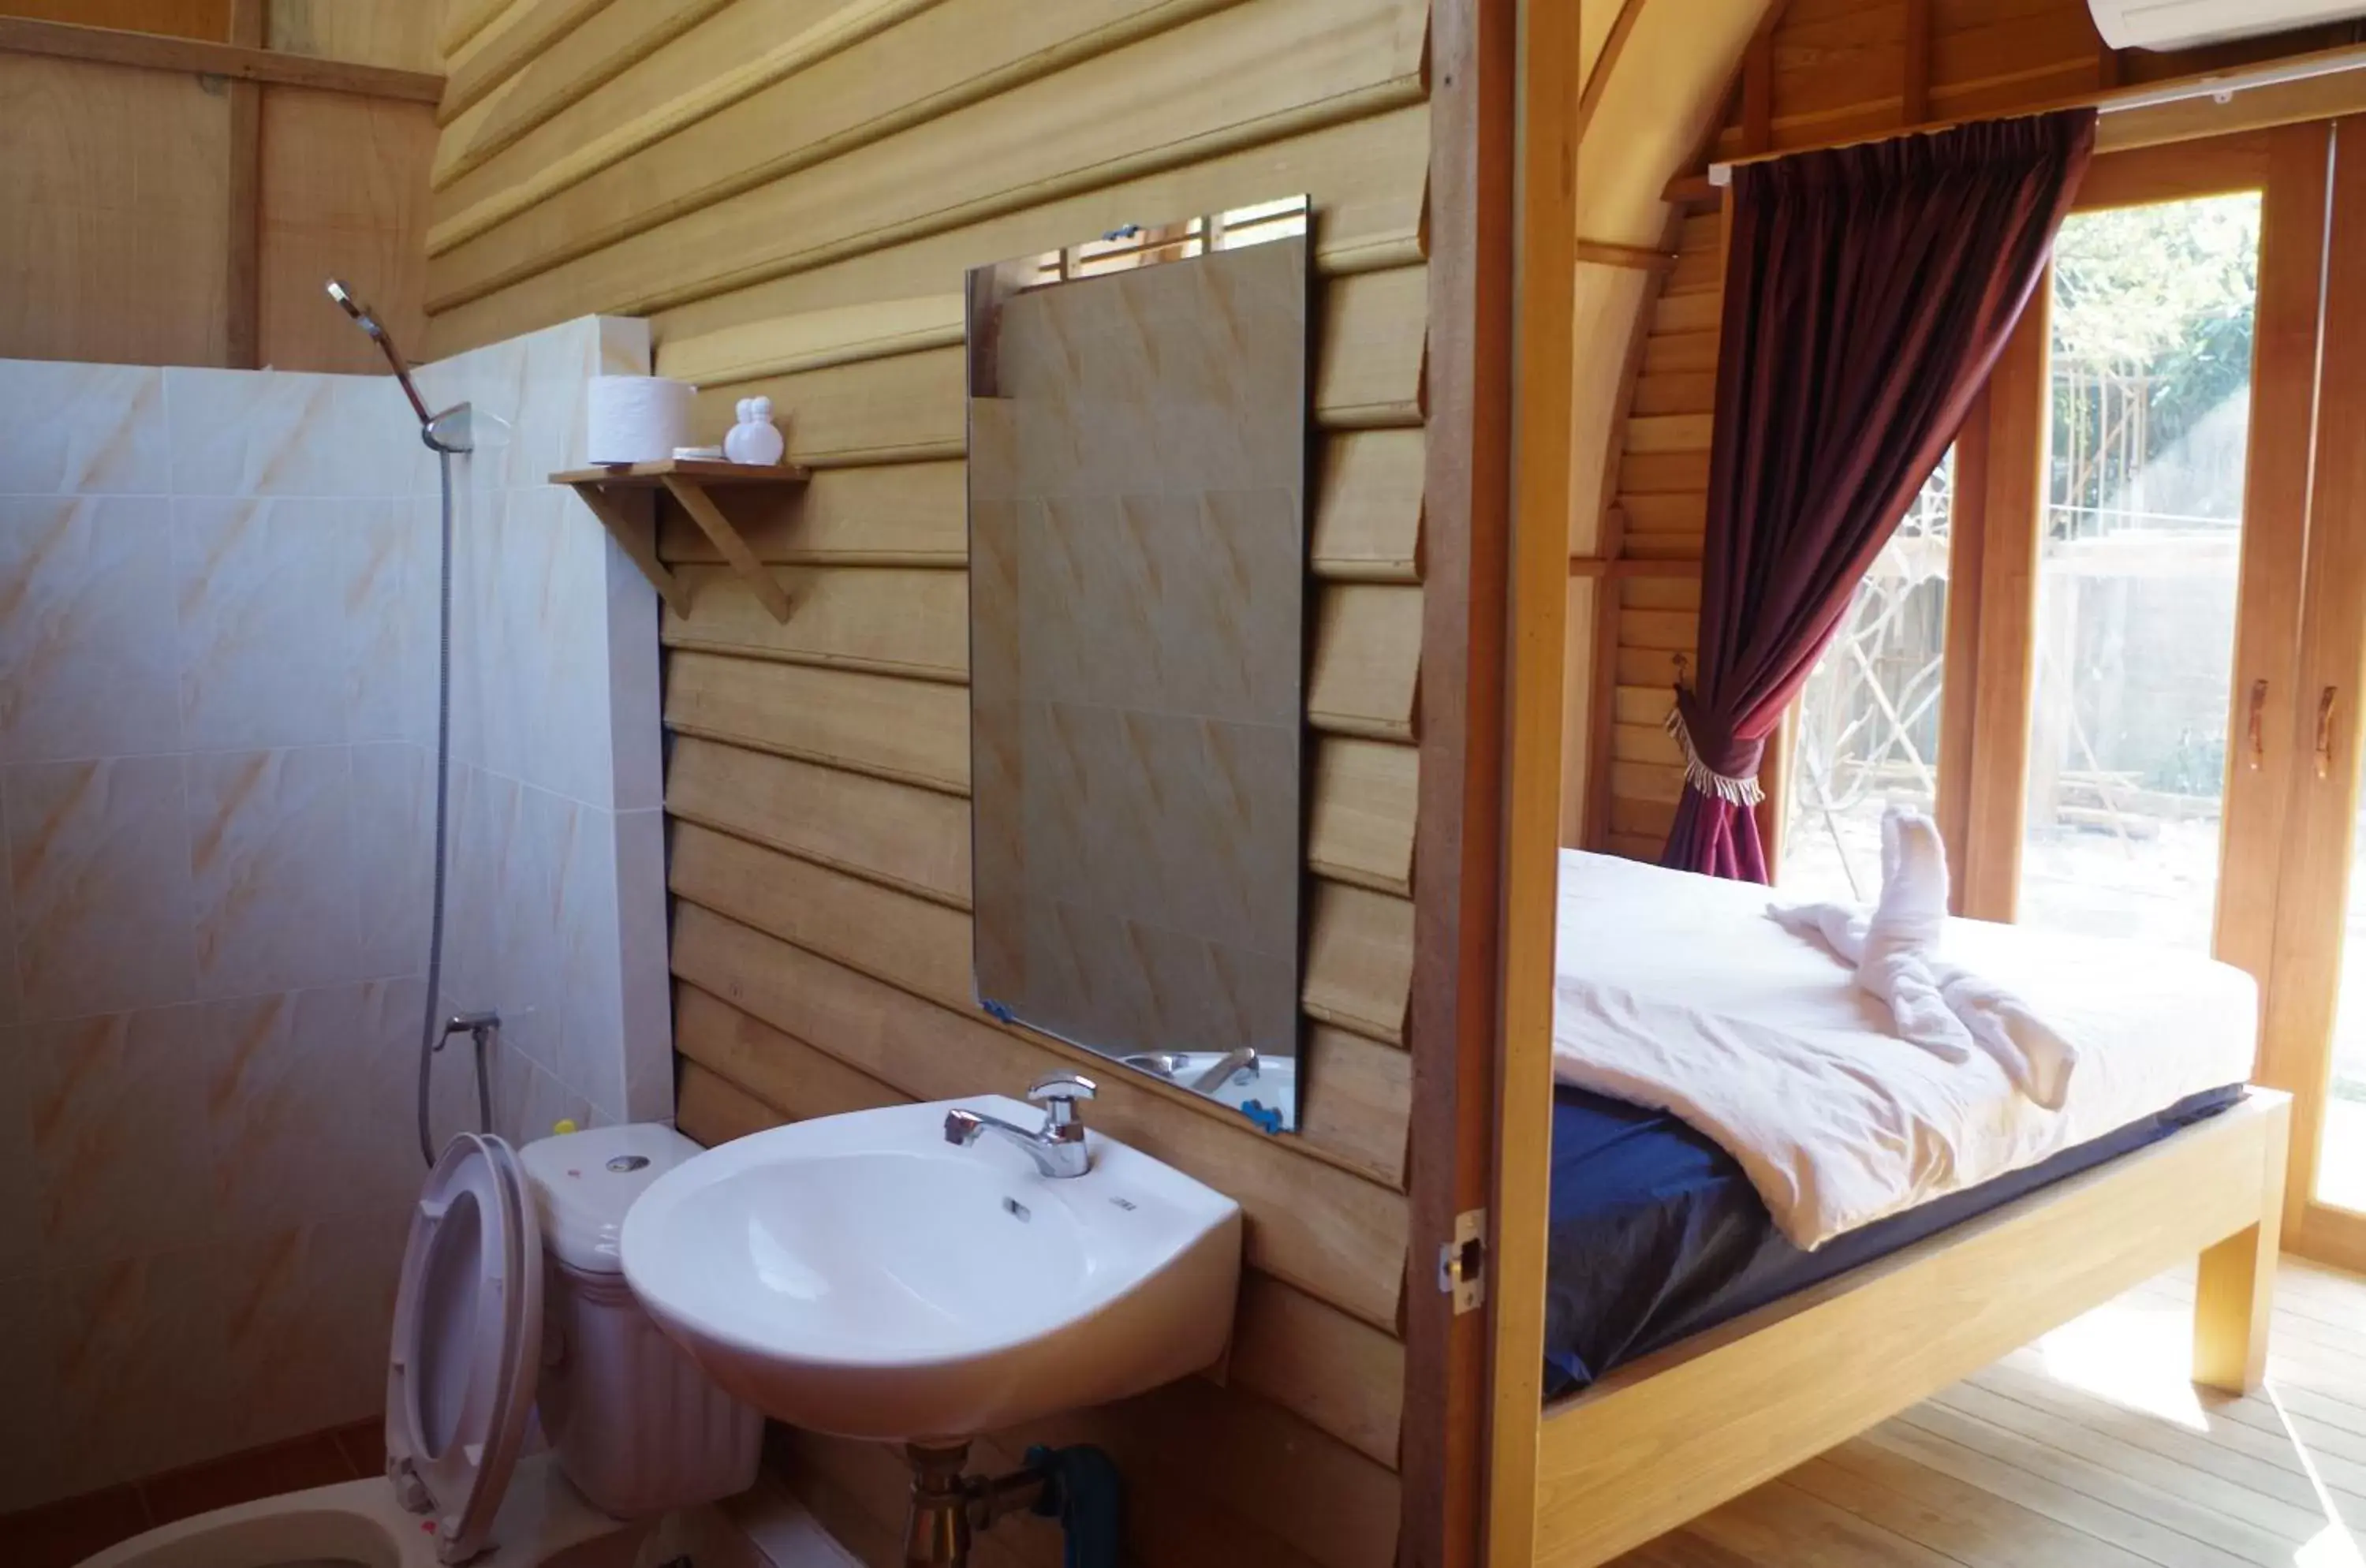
[2035,1294,2210,1430]
[2297,1521,2366,1566]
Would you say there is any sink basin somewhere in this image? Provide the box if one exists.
[619,1096,1243,1442]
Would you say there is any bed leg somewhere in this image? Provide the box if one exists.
[2192,1097,2289,1395]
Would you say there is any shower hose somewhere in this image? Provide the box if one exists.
[419,442,495,1166]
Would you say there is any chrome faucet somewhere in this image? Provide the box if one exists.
[943,1071,1097,1178]
[1185,1047,1259,1095]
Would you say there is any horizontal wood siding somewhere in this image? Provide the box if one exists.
[426,0,1429,1560]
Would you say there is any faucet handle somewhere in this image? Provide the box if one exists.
[1027,1071,1096,1132]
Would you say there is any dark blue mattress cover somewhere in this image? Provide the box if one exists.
[1543,1082,2247,1396]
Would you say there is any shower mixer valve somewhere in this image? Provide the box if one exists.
[439,1011,501,1051]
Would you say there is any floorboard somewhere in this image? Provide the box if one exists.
[1614,1259,2366,1567]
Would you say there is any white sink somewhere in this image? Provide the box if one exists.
[618,1096,1243,1442]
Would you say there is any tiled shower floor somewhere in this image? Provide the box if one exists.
[0,1421,383,1568]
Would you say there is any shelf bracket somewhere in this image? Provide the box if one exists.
[662,474,793,624]
[571,482,693,620]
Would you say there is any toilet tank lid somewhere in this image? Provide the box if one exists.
[521,1122,704,1274]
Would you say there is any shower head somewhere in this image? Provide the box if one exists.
[324,277,442,437]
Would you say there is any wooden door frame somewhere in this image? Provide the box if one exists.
[1400,0,1566,1562]
[2259,115,2366,1275]
[1938,123,2360,1264]
[1940,129,2303,926]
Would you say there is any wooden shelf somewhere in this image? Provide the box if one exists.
[552,460,810,624]
[550,459,813,487]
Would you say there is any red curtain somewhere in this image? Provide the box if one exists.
[1662,110,2095,881]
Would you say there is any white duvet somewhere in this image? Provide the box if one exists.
[1551,850,2259,1249]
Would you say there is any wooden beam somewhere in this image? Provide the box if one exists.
[1704,37,2366,186]
[1901,0,1931,127]
[1575,239,1678,271]
[0,16,443,101]
[1956,278,2051,922]
[222,0,264,371]
[1487,0,1581,1559]
[1738,2,1778,155]
[1401,0,1517,1558]
[1567,555,1700,579]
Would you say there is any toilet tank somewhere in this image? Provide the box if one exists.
[521,1125,762,1518]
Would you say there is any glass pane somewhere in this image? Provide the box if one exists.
[2015,193,2263,949]
[1778,456,1953,902]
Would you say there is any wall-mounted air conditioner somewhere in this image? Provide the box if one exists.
[2090,0,2366,50]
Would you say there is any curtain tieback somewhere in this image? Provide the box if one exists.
[1666,688,1767,808]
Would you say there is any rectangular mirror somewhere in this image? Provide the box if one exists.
[965,201,1311,1130]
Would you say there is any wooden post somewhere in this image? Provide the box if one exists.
[224,0,266,369]
[1400,0,1519,1562]
[1901,0,1931,127]
[2192,1093,2289,1393]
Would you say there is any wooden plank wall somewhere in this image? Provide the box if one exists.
[421,2,1432,1562]
[0,0,438,371]
[1583,0,2363,863]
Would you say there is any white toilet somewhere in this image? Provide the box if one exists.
[83,1126,763,1568]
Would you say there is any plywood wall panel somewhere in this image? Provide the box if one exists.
[664,651,970,792]
[652,439,1422,583]
[681,267,1427,465]
[257,88,438,374]
[432,0,1217,251]
[424,0,1427,345]
[660,565,969,680]
[431,0,733,191]
[655,461,968,566]
[1309,737,1420,894]
[0,54,231,366]
[666,734,972,907]
[271,0,443,70]
[646,101,1429,343]
[670,819,976,1011]
[674,1057,795,1144]
[0,0,230,36]
[1309,584,1424,741]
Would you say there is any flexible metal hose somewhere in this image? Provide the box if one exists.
[418,442,494,1165]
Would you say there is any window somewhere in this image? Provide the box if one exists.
[1778,455,1954,902]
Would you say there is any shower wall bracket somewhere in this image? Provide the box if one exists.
[554,459,810,625]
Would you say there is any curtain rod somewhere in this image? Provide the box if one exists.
[1706,43,2366,187]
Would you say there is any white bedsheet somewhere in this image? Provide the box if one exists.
[1551,850,2259,1249]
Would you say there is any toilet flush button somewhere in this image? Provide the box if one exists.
[606,1154,651,1173]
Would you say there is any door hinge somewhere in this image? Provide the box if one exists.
[1437,1208,1487,1314]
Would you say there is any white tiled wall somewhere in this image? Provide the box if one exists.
[414,315,673,1138]
[0,317,670,1510]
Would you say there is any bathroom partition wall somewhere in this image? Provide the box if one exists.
[414,315,674,1140]
[0,315,669,1510]
[0,357,438,1507]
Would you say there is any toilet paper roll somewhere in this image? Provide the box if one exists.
[586,375,696,465]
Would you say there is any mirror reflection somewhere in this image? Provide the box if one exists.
[965,199,1312,1129]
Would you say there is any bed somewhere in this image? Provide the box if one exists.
[1522,853,2290,1566]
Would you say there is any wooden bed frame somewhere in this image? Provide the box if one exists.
[1519,1088,2291,1566]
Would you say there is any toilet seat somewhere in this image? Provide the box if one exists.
[383,1134,543,1566]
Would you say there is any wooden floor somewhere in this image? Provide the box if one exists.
[1617,1258,2366,1568]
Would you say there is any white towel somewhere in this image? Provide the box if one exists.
[1771,807,2081,1108]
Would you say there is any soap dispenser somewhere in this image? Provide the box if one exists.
[724,395,786,465]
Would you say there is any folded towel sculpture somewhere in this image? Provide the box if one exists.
[1769,805,2081,1108]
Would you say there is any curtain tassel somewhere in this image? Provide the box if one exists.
[1664,704,1765,808]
